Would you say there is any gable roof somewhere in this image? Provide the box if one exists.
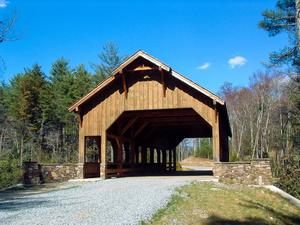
[68,50,225,112]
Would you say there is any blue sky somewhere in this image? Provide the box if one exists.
[0,0,287,93]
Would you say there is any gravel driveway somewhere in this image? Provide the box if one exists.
[0,177,191,225]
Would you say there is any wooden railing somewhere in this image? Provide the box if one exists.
[84,162,100,178]
[83,162,175,178]
[106,163,170,178]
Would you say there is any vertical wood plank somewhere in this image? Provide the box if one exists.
[212,105,220,162]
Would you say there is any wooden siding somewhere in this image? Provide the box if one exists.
[78,71,222,165]
[80,73,215,137]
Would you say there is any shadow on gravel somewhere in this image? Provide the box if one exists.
[0,183,79,212]
[0,197,51,212]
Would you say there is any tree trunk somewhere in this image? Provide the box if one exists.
[250,113,254,150]
[0,129,4,153]
[237,122,244,158]
[20,136,23,166]
[252,109,262,159]
[262,110,270,156]
[38,112,45,162]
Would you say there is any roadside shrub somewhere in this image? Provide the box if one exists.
[272,154,300,199]
[0,158,22,189]
[195,139,213,159]
[229,151,239,162]
[176,162,182,171]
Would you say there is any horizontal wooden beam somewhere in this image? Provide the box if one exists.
[107,133,130,142]
[137,116,201,123]
[123,108,197,116]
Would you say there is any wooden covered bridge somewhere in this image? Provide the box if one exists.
[69,51,231,179]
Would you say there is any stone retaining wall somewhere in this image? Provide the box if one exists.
[23,162,83,185]
[213,159,272,185]
[41,163,83,183]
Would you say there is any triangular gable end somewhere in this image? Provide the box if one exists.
[68,50,224,112]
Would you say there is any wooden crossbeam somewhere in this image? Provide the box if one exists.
[143,127,156,140]
[121,117,138,135]
[133,64,153,71]
[107,133,130,142]
[134,122,149,137]
[138,116,201,123]
[123,108,197,118]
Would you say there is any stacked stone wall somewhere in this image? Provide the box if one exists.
[23,162,83,185]
[41,163,83,182]
[213,159,272,185]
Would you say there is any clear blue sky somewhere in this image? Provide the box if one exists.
[0,0,287,93]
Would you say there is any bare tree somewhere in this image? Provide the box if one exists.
[0,12,17,43]
[220,72,292,160]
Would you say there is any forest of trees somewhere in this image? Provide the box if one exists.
[0,0,299,197]
[220,0,300,197]
[0,42,123,188]
[178,0,300,198]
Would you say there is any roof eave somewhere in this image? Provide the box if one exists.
[68,50,225,112]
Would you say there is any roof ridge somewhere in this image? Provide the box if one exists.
[68,50,225,112]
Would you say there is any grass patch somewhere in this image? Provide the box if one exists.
[144,182,300,225]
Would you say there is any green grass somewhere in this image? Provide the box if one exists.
[143,182,300,225]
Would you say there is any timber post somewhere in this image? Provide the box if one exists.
[162,149,167,171]
[100,131,107,179]
[173,148,176,171]
[169,149,172,171]
[212,101,220,162]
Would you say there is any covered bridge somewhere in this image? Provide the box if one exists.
[69,51,231,179]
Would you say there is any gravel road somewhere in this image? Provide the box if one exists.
[0,177,190,225]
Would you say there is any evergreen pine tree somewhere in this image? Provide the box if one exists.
[93,42,123,83]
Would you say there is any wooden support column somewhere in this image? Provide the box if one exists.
[100,131,107,179]
[150,147,154,164]
[95,136,101,163]
[115,136,124,177]
[136,146,140,164]
[212,101,220,162]
[173,148,177,171]
[78,127,85,179]
[130,140,136,165]
[115,137,123,163]
[124,142,130,163]
[77,109,83,128]
[110,139,118,163]
[162,149,167,171]
[156,148,161,164]
[169,149,172,171]
[142,146,147,164]
[78,132,85,163]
